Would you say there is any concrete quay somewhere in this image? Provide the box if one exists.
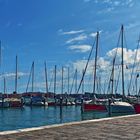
[1,114,140,140]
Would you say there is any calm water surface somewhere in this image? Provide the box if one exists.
[0,106,133,131]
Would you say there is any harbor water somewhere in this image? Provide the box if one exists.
[0,106,134,132]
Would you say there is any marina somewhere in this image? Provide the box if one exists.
[1,24,140,136]
[0,0,140,139]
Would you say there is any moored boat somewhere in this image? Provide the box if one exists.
[133,103,140,114]
[31,94,47,106]
[0,99,9,108]
[8,98,23,108]
[83,98,107,112]
[83,104,107,112]
[108,101,135,113]
[47,97,56,106]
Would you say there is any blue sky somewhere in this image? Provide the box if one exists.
[0,0,140,94]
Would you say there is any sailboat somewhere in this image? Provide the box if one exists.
[47,65,57,106]
[82,26,135,114]
[22,62,34,105]
[23,62,47,106]
[0,42,7,107]
[44,61,54,106]
[0,78,10,108]
[128,35,140,113]
[66,67,75,105]
[56,66,68,106]
[66,68,78,106]
[8,55,23,108]
[82,31,107,112]
[107,25,135,114]
[0,42,9,108]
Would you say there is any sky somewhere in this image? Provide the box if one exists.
[0,0,140,94]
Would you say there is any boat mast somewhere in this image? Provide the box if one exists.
[68,67,69,94]
[15,55,18,93]
[26,62,34,93]
[93,31,99,94]
[111,57,115,95]
[54,65,57,95]
[32,61,34,92]
[98,76,101,94]
[61,66,64,94]
[69,69,77,94]
[4,77,6,94]
[75,69,77,94]
[76,36,96,94]
[82,69,84,94]
[121,25,125,97]
[136,75,138,95]
[44,61,48,93]
[128,35,140,95]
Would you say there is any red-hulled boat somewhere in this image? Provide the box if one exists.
[9,99,23,107]
[83,103,107,111]
[82,98,108,112]
[7,94,23,108]
[133,104,140,114]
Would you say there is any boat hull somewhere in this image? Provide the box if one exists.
[83,104,107,112]
[108,104,135,113]
[9,101,23,108]
[133,104,140,114]
[48,102,56,106]
[31,102,48,106]
[0,101,10,108]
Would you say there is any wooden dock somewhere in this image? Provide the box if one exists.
[1,114,140,140]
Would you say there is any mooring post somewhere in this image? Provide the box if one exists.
[43,97,46,106]
[2,95,4,107]
[66,98,68,106]
[30,96,32,106]
[21,97,24,107]
[54,95,57,106]
[60,97,63,107]
[108,98,111,117]
[81,98,84,113]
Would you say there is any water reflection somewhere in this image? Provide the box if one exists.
[0,106,134,131]
[82,111,108,120]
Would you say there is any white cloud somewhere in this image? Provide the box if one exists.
[59,29,84,35]
[71,47,140,79]
[72,57,110,76]
[98,57,110,70]
[93,0,135,13]
[66,34,87,44]
[68,45,92,53]
[84,0,135,8]
[94,0,134,6]
[70,47,139,93]
[0,72,29,79]
[90,30,102,38]
[90,32,97,38]
[72,59,93,74]
[107,47,140,65]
